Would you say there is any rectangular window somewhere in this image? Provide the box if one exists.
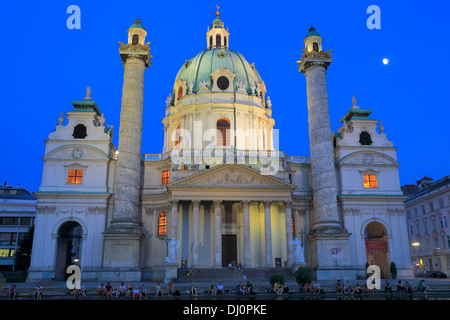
[67,169,83,184]
[0,233,15,245]
[0,249,14,258]
[158,212,167,236]
[363,174,378,188]
[0,217,19,225]
[161,170,170,185]
[439,199,444,209]
[20,217,33,225]
[429,202,434,212]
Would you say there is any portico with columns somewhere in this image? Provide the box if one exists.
[142,164,299,275]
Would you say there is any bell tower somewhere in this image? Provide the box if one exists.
[100,18,151,281]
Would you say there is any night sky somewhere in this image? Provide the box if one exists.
[1,0,449,192]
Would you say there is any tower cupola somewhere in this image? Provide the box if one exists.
[206,5,230,49]
[304,26,322,52]
[127,18,147,45]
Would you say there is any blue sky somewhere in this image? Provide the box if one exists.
[0,0,449,192]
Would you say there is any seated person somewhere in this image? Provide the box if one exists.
[384,280,392,293]
[217,282,224,295]
[418,280,429,293]
[335,280,343,293]
[190,283,197,296]
[397,280,406,293]
[352,283,362,294]
[303,283,312,294]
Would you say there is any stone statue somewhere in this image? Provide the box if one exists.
[84,86,92,100]
[236,81,246,94]
[290,237,305,264]
[352,95,356,107]
[266,96,272,108]
[165,240,179,263]
[165,94,172,107]
[250,82,256,96]
[188,80,194,94]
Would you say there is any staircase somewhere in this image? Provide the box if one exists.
[176,267,296,284]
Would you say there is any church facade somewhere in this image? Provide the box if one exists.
[27,10,413,282]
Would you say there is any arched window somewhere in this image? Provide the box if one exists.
[158,212,167,236]
[73,124,87,139]
[313,42,319,52]
[175,126,181,148]
[224,36,227,47]
[209,36,213,48]
[132,34,139,45]
[359,131,373,145]
[216,117,230,146]
[182,165,188,170]
[177,86,183,100]
[216,34,221,47]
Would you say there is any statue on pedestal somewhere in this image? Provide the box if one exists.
[290,237,305,264]
[165,240,180,264]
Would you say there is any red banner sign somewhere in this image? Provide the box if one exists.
[365,240,388,252]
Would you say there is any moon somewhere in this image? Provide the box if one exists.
[383,58,389,65]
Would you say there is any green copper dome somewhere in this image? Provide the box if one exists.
[129,18,145,30]
[305,26,320,38]
[174,48,263,95]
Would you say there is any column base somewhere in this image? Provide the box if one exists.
[164,264,178,283]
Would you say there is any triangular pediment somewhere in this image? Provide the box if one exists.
[168,164,295,190]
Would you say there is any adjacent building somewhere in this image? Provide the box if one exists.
[0,184,36,272]
[404,176,450,275]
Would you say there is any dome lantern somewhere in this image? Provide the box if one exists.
[304,26,323,52]
[206,5,230,49]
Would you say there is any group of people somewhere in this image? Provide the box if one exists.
[301,280,322,295]
[97,282,148,299]
[334,279,430,295]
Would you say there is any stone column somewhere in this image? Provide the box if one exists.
[170,200,179,240]
[192,200,200,268]
[284,201,293,266]
[242,200,251,267]
[100,29,150,281]
[110,56,149,233]
[263,201,273,267]
[299,54,342,233]
[213,200,222,268]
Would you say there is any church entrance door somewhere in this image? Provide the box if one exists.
[222,234,237,267]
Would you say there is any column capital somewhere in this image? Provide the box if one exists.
[284,201,292,209]
[241,200,251,208]
[213,199,222,206]
[192,199,201,207]
[170,199,179,206]
[263,200,272,208]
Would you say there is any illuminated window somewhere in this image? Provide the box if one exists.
[182,165,188,170]
[291,216,295,240]
[161,170,170,185]
[132,34,139,45]
[158,212,167,236]
[177,87,183,100]
[363,174,377,188]
[0,249,15,258]
[216,117,230,146]
[175,126,181,148]
[67,169,83,184]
